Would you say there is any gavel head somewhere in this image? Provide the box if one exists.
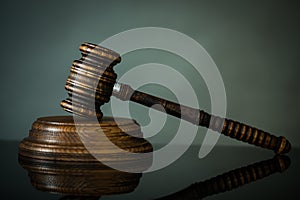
[60,43,121,119]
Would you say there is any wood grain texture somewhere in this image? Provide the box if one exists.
[79,42,121,64]
[156,155,290,200]
[18,155,142,196]
[61,43,120,118]
[117,83,291,154]
[60,42,291,154]
[18,116,153,171]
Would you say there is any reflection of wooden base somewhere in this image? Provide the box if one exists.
[18,116,153,196]
[18,155,142,196]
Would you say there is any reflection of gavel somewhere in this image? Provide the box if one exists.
[61,43,291,154]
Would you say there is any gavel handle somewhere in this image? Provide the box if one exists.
[113,83,291,154]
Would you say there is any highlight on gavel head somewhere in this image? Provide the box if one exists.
[60,43,120,119]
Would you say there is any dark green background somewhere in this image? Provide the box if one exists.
[1,0,299,147]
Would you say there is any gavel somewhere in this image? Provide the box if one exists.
[61,42,291,154]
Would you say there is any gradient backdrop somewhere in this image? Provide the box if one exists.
[1,0,299,148]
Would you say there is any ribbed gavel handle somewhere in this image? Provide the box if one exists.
[113,84,291,154]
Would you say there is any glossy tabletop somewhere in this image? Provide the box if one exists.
[1,141,298,199]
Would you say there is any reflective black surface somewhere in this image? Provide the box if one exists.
[1,141,298,199]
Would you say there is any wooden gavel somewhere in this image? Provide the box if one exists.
[61,42,291,154]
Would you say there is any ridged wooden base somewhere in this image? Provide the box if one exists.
[19,116,152,160]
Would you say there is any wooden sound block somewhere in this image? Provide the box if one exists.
[18,116,153,171]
